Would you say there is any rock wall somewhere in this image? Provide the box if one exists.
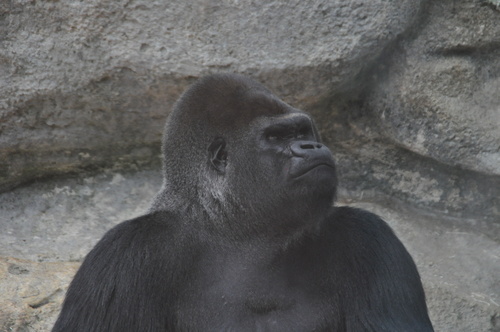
[1,0,423,191]
[1,0,499,330]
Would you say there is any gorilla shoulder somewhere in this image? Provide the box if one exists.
[325,206,409,256]
[53,211,187,331]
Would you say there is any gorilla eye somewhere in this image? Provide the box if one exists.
[267,133,280,141]
[296,126,311,139]
[265,127,294,141]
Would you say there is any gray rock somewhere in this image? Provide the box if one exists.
[0,170,160,262]
[0,0,423,191]
[0,256,79,332]
[367,0,500,177]
[309,0,500,222]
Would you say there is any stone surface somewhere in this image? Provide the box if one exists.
[0,171,498,331]
[0,256,79,332]
[308,0,500,222]
[368,0,500,176]
[0,0,423,192]
[0,170,158,262]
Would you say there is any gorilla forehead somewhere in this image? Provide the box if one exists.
[173,73,291,132]
[251,112,313,135]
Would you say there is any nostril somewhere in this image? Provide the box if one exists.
[300,143,315,150]
[290,141,323,157]
[300,143,323,150]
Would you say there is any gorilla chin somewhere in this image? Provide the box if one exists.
[288,162,337,206]
[52,73,434,332]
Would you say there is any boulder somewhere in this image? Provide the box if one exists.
[0,0,422,191]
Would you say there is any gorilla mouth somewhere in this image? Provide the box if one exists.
[290,162,335,179]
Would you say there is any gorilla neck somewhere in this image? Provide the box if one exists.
[199,202,328,250]
[151,179,331,248]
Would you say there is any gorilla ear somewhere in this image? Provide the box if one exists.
[208,137,227,174]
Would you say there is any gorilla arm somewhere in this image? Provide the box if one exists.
[52,211,182,332]
[324,206,434,332]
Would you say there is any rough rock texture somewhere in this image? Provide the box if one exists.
[0,0,422,191]
[0,257,79,332]
[1,0,499,330]
[370,1,500,177]
[358,0,500,222]
[312,0,500,224]
[0,171,158,262]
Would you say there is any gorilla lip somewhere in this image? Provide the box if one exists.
[290,162,335,179]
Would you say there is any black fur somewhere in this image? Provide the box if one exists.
[53,74,434,331]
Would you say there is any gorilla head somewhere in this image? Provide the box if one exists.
[152,73,337,240]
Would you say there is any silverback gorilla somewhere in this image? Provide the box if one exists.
[53,74,434,331]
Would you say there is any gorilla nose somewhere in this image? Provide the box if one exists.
[290,141,325,157]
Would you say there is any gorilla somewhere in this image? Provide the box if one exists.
[53,73,434,331]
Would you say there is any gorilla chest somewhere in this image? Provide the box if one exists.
[176,259,331,331]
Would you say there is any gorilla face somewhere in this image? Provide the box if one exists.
[207,91,337,237]
[251,113,337,193]
[259,113,336,183]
